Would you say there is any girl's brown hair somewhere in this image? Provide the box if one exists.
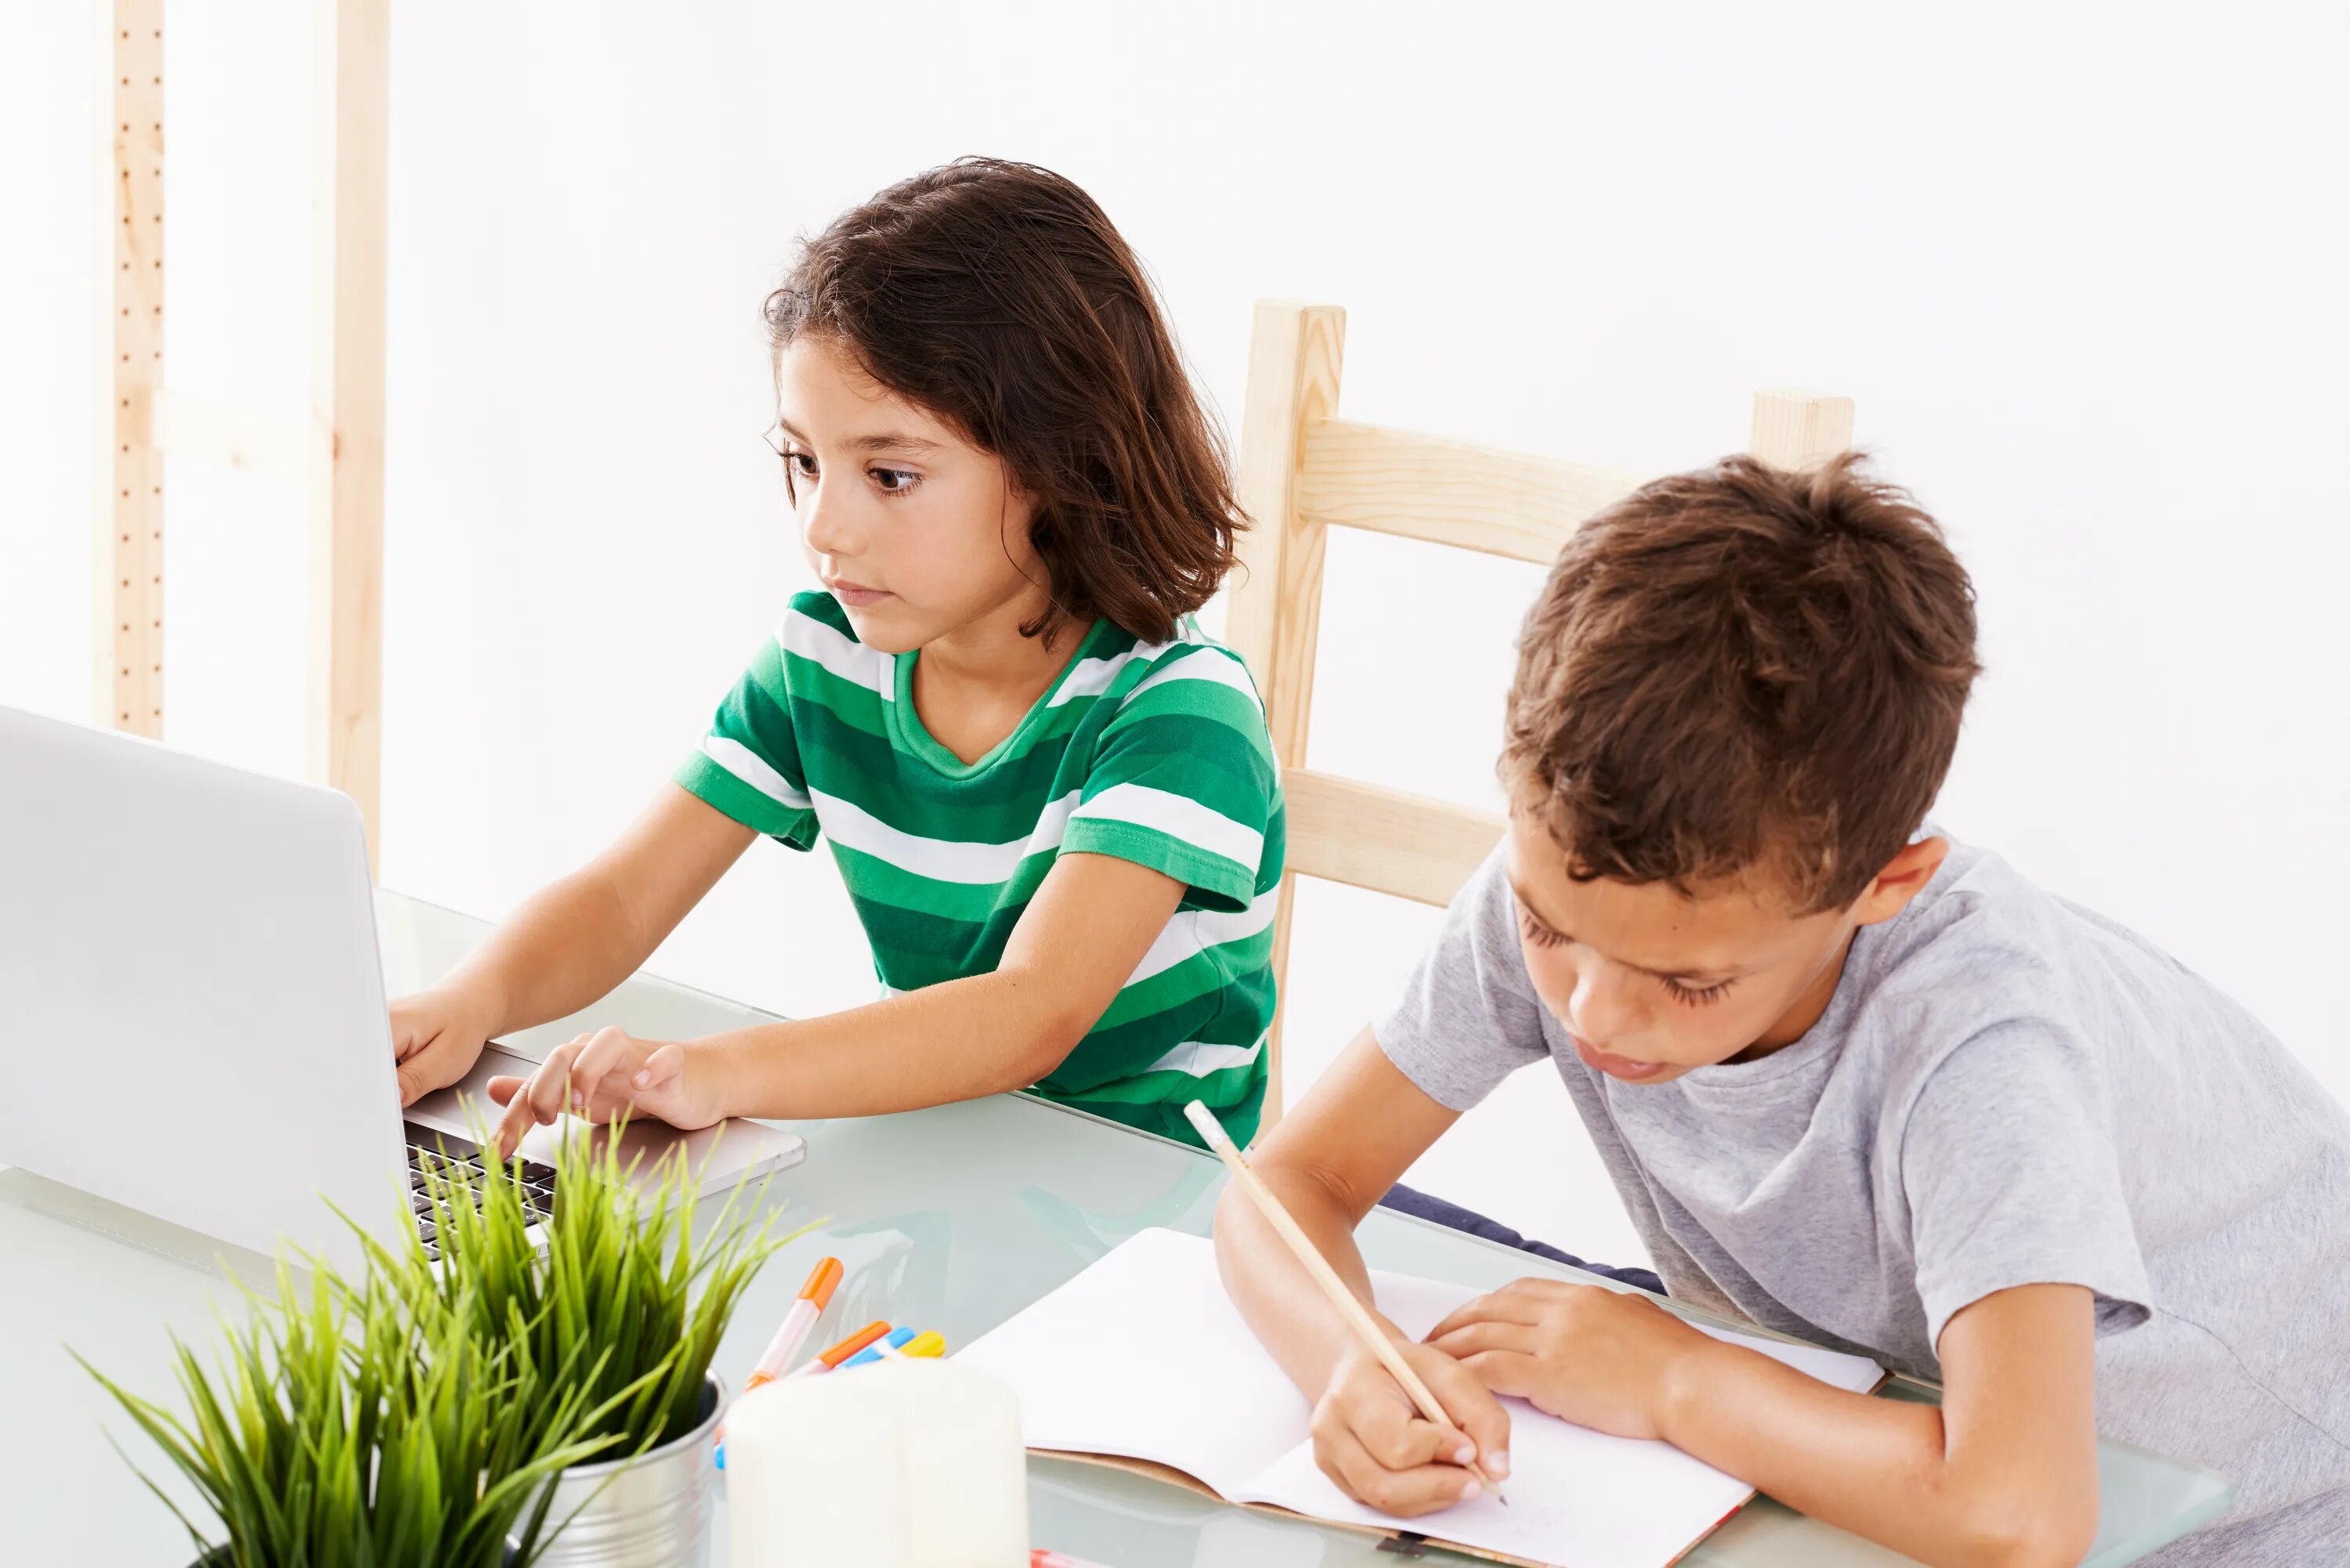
[765,158,1243,645]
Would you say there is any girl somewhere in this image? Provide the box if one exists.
[389,159,1282,1154]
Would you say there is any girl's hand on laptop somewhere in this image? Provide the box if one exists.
[1310,1335,1512,1517]
[390,985,500,1107]
[1423,1278,1711,1443]
[484,1024,726,1161]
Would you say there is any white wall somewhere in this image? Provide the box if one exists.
[7,2,2346,1269]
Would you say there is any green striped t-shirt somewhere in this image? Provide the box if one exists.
[674,591,1283,1147]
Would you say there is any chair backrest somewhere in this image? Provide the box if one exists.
[1223,299,1852,1129]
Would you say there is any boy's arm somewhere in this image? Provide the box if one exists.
[486,847,1188,1150]
[1668,1284,2099,1568]
[393,782,756,1103]
[1211,1031,1514,1515]
[1429,1280,2100,1568]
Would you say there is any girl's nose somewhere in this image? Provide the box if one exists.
[800,482,859,559]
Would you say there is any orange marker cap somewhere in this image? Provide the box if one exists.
[800,1256,844,1309]
[817,1319,892,1368]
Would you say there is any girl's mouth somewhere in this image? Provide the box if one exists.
[826,580,894,609]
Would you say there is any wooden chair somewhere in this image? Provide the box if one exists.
[1222,299,1853,1129]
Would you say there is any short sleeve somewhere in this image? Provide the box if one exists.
[672,632,820,850]
[1902,1019,2153,1349]
[1061,648,1278,912]
[1374,846,1552,1112]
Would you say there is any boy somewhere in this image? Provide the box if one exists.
[1213,454,2349,1566]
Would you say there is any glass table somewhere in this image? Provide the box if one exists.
[0,890,2236,1567]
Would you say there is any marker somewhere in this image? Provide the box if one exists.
[744,1256,843,1394]
[840,1325,918,1368]
[790,1319,892,1377]
[1032,1553,1114,1567]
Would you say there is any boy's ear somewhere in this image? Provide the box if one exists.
[1852,836,1950,927]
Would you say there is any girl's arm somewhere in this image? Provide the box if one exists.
[486,848,1185,1151]
[391,783,755,1104]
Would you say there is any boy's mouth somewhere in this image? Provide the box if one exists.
[1572,1035,1672,1082]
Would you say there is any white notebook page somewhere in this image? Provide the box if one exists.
[958,1228,1882,1568]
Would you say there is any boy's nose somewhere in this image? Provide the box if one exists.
[1567,973,1640,1049]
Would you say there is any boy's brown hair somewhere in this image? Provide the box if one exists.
[1502,452,1981,913]
[765,158,1242,645]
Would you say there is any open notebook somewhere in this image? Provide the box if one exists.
[958,1228,1882,1568]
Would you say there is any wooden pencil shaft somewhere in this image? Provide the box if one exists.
[1188,1105,1502,1498]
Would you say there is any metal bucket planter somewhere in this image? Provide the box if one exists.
[529,1371,726,1568]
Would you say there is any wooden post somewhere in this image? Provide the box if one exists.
[99,1,167,738]
[1225,301,1347,1133]
[309,0,391,876]
[1749,388,1856,471]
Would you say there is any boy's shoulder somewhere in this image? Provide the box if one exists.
[1831,829,2221,1104]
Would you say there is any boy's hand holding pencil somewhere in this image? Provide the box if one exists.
[1312,1328,1514,1517]
[1185,1100,1512,1519]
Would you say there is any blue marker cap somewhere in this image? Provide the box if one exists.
[840,1325,919,1368]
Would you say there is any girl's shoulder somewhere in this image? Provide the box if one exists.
[1064,617,1257,708]
[770,591,893,697]
[785,588,860,641]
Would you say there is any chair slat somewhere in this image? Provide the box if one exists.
[1294,417,1647,565]
[1284,768,1505,909]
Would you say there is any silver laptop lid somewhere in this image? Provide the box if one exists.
[0,705,407,1273]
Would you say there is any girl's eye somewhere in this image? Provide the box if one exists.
[1661,976,1734,1006]
[870,467,919,496]
[786,451,819,479]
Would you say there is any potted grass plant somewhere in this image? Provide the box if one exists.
[78,1252,629,1568]
[387,1118,799,1568]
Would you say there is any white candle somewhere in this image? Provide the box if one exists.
[726,1358,1029,1568]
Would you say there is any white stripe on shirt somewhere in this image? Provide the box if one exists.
[1071,782,1263,873]
[812,787,1081,884]
[779,605,894,698]
[1139,1032,1268,1078]
[701,735,812,811]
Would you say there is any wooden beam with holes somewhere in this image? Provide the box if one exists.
[99,0,167,739]
[309,0,392,876]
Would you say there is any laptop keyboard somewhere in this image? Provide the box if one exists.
[402,1121,558,1259]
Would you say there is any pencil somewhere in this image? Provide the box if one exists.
[1183,1100,1508,1507]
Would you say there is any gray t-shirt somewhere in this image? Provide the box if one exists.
[1378,832,2350,1565]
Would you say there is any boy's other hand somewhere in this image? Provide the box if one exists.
[1425,1277,1710,1442]
[1311,1335,1511,1518]
[390,985,500,1107]
[484,1024,725,1161]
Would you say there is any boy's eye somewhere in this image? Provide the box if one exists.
[1516,913,1565,949]
[870,467,919,495]
[1660,975,1734,1006]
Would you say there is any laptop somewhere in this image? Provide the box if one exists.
[0,703,804,1274]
